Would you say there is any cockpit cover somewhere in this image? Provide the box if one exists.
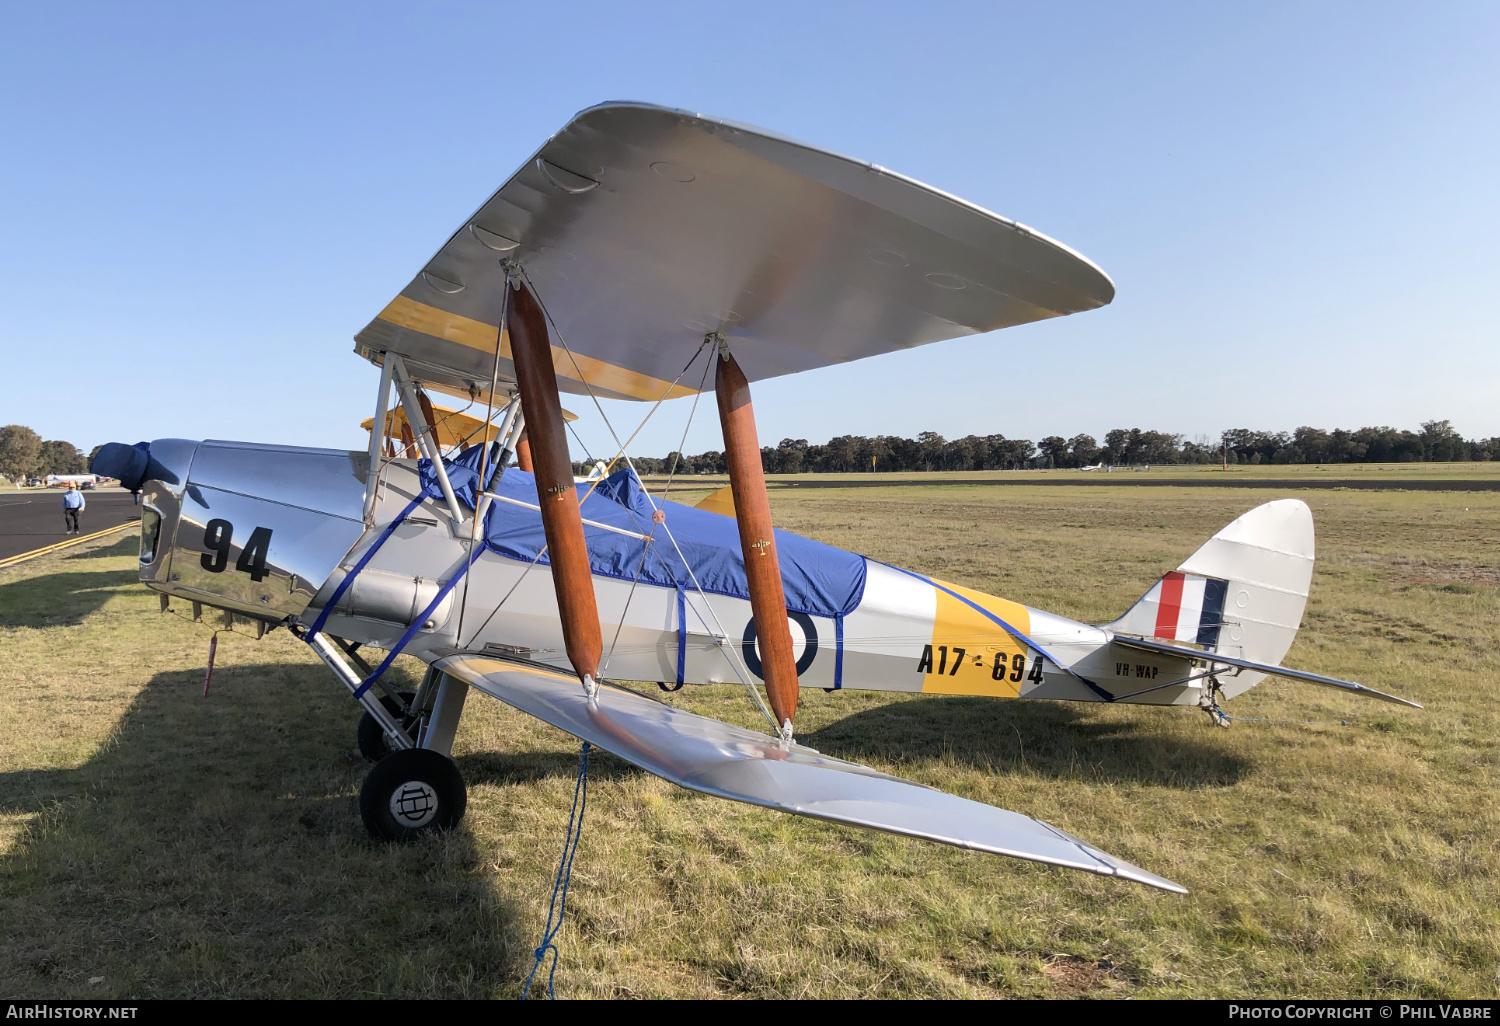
[482,468,866,619]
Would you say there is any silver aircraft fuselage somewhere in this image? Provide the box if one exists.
[138,438,1210,708]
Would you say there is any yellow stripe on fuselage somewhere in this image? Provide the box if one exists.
[920,579,1031,697]
[377,295,700,402]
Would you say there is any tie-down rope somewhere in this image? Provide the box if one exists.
[522,741,591,1000]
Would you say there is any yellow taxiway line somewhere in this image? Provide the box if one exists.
[0,521,138,570]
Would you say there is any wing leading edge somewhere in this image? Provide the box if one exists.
[435,653,1185,894]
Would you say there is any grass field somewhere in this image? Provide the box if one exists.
[1,476,1496,998]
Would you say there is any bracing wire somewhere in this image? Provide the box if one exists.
[660,349,717,505]
[458,296,513,643]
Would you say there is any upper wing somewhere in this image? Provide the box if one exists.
[356,102,1115,403]
[435,653,1185,893]
[1110,634,1422,709]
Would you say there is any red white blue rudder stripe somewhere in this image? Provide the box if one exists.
[1114,571,1228,647]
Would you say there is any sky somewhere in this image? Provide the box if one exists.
[1,1,1497,461]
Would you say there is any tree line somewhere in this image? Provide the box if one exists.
[627,420,1500,475]
[0,425,90,482]
[6,418,1498,486]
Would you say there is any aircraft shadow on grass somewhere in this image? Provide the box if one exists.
[0,539,142,627]
[63,536,140,561]
[0,660,525,997]
[804,695,1249,788]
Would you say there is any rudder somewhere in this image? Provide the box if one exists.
[1107,499,1315,698]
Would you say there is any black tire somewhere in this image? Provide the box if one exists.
[356,693,414,763]
[359,747,467,842]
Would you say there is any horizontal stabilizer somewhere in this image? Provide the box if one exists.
[434,653,1185,893]
[1110,634,1422,709]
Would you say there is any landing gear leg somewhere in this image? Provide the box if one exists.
[355,665,472,839]
[1199,676,1230,727]
[357,692,416,762]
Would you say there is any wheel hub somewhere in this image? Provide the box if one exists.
[389,780,439,827]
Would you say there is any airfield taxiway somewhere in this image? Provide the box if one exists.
[0,489,140,561]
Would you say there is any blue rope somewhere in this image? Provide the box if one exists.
[1225,715,1349,726]
[523,741,591,1001]
[351,548,478,699]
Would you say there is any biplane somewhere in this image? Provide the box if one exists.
[92,102,1419,896]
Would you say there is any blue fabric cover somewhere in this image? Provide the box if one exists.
[481,468,866,619]
[91,441,180,491]
[420,442,502,509]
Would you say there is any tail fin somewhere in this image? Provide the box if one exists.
[1108,499,1315,698]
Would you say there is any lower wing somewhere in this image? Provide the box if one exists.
[434,652,1186,893]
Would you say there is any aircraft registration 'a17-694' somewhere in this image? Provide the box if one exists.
[93,102,1419,896]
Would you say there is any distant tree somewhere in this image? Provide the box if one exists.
[1139,430,1182,464]
[689,450,726,474]
[1101,429,1129,465]
[1292,426,1333,463]
[0,425,42,484]
[1327,429,1367,463]
[823,435,866,473]
[1223,428,1288,465]
[1067,434,1100,466]
[1420,419,1467,462]
[915,431,945,472]
[998,437,1036,469]
[776,438,809,474]
[943,435,984,471]
[37,440,85,476]
[1179,434,1218,464]
[1038,436,1069,469]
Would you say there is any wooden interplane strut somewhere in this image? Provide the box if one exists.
[506,279,603,684]
[715,348,799,730]
[416,390,439,450]
[515,431,535,473]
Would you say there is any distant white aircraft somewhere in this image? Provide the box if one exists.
[1079,464,1103,472]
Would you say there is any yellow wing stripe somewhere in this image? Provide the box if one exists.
[693,485,737,518]
[920,579,1031,697]
[377,295,699,402]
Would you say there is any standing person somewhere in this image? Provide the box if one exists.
[62,483,85,534]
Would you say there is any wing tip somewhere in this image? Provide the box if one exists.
[1106,862,1190,895]
[1042,821,1188,894]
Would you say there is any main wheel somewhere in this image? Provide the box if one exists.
[356,693,414,763]
[359,747,467,842]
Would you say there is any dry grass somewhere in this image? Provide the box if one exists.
[0,480,1496,998]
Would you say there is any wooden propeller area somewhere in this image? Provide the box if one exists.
[502,277,800,734]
